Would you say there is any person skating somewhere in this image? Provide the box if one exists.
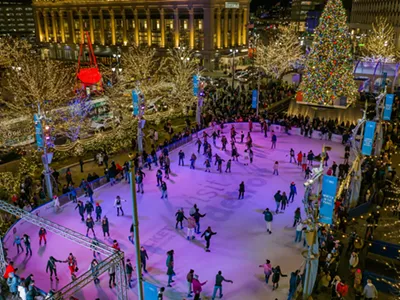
[53,195,61,213]
[231,145,239,161]
[289,148,296,163]
[263,208,273,234]
[187,215,196,240]
[102,216,110,238]
[66,253,78,281]
[274,190,282,213]
[211,270,233,299]
[287,270,301,300]
[293,207,301,227]
[114,196,126,216]
[225,159,232,172]
[95,203,102,222]
[295,221,304,243]
[108,264,116,289]
[304,166,312,179]
[192,274,207,300]
[271,132,277,149]
[221,135,228,151]
[86,215,96,238]
[240,131,245,143]
[196,138,202,153]
[23,234,32,256]
[39,227,47,246]
[204,159,211,172]
[156,169,163,186]
[216,157,225,173]
[201,226,217,252]
[75,200,85,221]
[193,209,206,234]
[128,223,135,244]
[84,200,94,217]
[271,266,287,290]
[281,192,288,211]
[175,208,187,229]
[140,246,149,273]
[297,151,303,167]
[161,181,168,199]
[273,161,279,175]
[112,239,121,251]
[190,154,197,169]
[288,182,297,203]
[178,150,185,166]
[259,259,272,284]
[166,250,175,287]
[238,181,245,199]
[46,256,62,282]
[186,269,194,298]
[301,152,307,172]
[13,235,24,254]
[136,171,145,194]
[307,150,314,166]
[126,259,134,288]
[249,149,254,164]
[89,259,100,284]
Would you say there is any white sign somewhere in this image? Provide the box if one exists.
[225,2,240,8]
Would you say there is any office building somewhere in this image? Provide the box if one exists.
[0,0,35,38]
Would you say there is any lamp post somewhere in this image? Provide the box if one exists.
[112,51,122,82]
[230,48,238,92]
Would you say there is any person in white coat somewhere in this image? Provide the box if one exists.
[53,195,60,213]
[114,196,126,216]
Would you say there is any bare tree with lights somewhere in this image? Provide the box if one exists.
[0,38,32,68]
[363,16,397,63]
[255,26,304,79]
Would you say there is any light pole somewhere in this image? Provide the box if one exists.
[253,35,261,117]
[129,164,144,300]
[112,51,122,83]
[230,48,238,92]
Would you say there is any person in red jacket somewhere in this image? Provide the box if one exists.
[39,227,47,246]
[336,280,349,299]
[3,261,16,279]
[192,274,207,300]
[112,240,121,251]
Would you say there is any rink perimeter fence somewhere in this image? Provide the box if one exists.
[1,122,348,298]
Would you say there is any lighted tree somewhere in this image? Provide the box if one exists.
[298,0,357,106]
[256,26,304,79]
[0,38,31,68]
[363,16,397,63]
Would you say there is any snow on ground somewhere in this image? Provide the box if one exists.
[4,123,345,300]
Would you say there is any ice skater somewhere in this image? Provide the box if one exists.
[136,171,145,194]
[305,166,312,179]
[46,256,62,282]
[290,148,296,163]
[156,169,163,186]
[102,216,110,238]
[232,145,239,161]
[221,135,228,151]
[53,195,61,213]
[84,200,94,217]
[95,203,102,222]
[225,159,232,172]
[89,259,100,284]
[204,159,211,172]
[238,181,245,199]
[66,253,78,281]
[216,157,225,173]
[39,227,47,246]
[114,196,126,216]
[140,246,149,273]
[211,271,233,300]
[178,150,185,166]
[190,154,197,169]
[175,208,187,229]
[259,259,272,284]
[75,200,85,221]
[289,182,297,203]
[281,192,288,211]
[272,266,287,290]
[126,259,134,288]
[23,234,32,256]
[85,215,96,238]
[274,191,282,213]
[166,250,175,287]
[161,181,168,199]
[297,151,303,167]
[273,161,279,175]
[187,215,196,240]
[271,132,277,149]
[196,138,202,153]
[13,235,23,254]
[201,226,217,252]
[263,208,273,234]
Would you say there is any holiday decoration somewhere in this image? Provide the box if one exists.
[298,0,357,107]
[363,16,398,63]
[255,26,304,79]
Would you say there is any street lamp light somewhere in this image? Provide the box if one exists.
[230,48,239,92]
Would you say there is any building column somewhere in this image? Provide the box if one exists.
[36,10,44,42]
[203,7,214,51]
[78,10,84,43]
[68,10,76,43]
[51,10,57,42]
[122,9,127,45]
[174,8,180,48]
[43,10,49,42]
[99,9,105,45]
[242,7,248,46]
[189,8,194,49]
[237,9,242,46]
[159,8,165,48]
[231,9,236,46]
[224,9,228,48]
[59,9,65,43]
[134,9,139,46]
[88,10,94,43]
[146,9,152,46]
[216,8,221,49]
[110,9,116,45]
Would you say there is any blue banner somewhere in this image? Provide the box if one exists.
[144,281,159,299]
[34,114,43,148]
[132,90,139,116]
[319,175,338,225]
[383,94,394,121]
[193,75,199,96]
[361,121,376,156]
[252,90,258,109]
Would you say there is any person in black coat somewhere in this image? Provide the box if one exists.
[201,226,217,252]
[85,215,96,238]
[175,208,187,230]
[287,269,301,299]
[140,246,149,273]
[238,181,245,199]
[102,216,110,237]
[84,201,94,216]
[75,201,85,221]
[271,266,287,290]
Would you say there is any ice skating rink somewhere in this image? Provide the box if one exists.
[4,124,345,300]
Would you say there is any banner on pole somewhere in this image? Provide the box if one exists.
[193,75,199,96]
[252,90,258,109]
[34,114,44,148]
[144,281,159,299]
[361,121,376,156]
[383,94,394,121]
[319,175,338,225]
[132,90,139,116]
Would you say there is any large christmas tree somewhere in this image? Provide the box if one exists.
[298,0,357,107]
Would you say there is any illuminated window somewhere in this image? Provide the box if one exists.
[198,20,202,30]
[156,20,160,29]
